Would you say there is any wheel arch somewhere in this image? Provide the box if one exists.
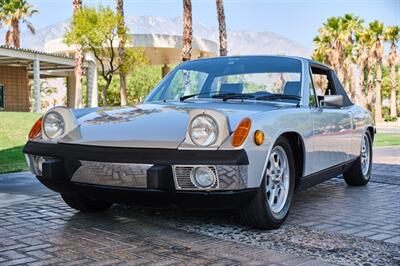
[366,126,375,142]
[279,132,306,189]
[262,131,305,190]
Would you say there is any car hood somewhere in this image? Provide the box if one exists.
[61,101,286,149]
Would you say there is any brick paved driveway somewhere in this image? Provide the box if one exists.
[0,147,399,265]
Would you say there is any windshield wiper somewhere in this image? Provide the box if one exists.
[180,92,218,101]
[180,92,254,102]
[212,93,255,102]
[256,94,302,101]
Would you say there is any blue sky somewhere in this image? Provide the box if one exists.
[2,0,400,49]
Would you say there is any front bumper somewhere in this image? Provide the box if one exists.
[36,175,258,209]
[23,141,249,165]
[24,141,253,207]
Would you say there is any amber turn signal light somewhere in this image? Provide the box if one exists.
[254,130,264,145]
[28,117,43,140]
[232,118,252,147]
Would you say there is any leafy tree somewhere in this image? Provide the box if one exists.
[0,0,37,48]
[64,6,148,106]
[29,81,58,111]
[95,66,161,106]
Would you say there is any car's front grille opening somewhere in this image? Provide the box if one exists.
[172,165,219,190]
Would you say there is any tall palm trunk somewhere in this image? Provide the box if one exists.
[388,43,398,117]
[375,61,383,122]
[73,0,83,108]
[5,31,12,46]
[216,0,227,56]
[11,18,20,48]
[366,51,374,110]
[342,60,353,100]
[374,40,384,122]
[117,0,127,106]
[357,49,368,108]
[357,64,367,108]
[366,69,374,110]
[349,64,356,102]
[181,0,192,62]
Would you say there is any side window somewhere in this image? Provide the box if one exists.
[0,84,4,109]
[308,73,317,107]
[312,73,329,97]
[310,66,337,106]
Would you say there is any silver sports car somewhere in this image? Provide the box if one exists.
[24,56,375,229]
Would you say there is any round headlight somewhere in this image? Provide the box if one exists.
[43,112,65,139]
[190,167,216,188]
[189,115,218,147]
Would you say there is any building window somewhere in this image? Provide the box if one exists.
[0,84,4,109]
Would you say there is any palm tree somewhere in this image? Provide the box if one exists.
[0,0,37,48]
[116,0,127,106]
[340,14,364,103]
[72,0,83,108]
[355,30,372,108]
[216,0,227,56]
[313,17,348,83]
[313,15,370,103]
[384,26,400,118]
[369,20,385,122]
[181,0,192,62]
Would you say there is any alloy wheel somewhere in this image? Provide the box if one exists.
[361,134,371,176]
[265,146,290,214]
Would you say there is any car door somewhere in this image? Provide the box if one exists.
[310,66,353,173]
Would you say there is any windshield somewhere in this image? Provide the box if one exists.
[145,56,303,103]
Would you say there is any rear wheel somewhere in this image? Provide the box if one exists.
[343,131,372,186]
[240,137,295,229]
[61,194,113,212]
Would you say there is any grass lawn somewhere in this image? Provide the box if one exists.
[0,111,398,174]
[0,112,41,174]
[374,133,400,147]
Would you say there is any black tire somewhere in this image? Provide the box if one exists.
[343,131,373,186]
[240,136,296,229]
[61,194,112,212]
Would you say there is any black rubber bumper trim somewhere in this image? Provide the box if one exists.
[23,141,249,165]
[36,176,258,209]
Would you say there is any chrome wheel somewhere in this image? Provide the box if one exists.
[361,134,371,176]
[265,146,290,214]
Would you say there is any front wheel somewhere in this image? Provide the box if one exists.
[240,137,295,229]
[61,194,113,212]
[343,131,373,186]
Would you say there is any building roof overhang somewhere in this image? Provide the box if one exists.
[0,45,77,78]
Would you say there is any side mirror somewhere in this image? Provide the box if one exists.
[322,95,343,108]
